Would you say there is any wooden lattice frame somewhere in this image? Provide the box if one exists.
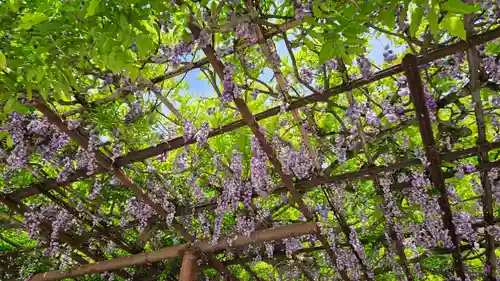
[0,10,499,281]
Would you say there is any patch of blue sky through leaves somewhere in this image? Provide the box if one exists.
[180,35,406,99]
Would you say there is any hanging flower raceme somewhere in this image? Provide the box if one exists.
[423,86,437,111]
[125,197,155,230]
[76,147,99,176]
[57,156,73,183]
[236,215,255,237]
[454,163,476,178]
[195,29,211,49]
[356,56,372,79]
[183,119,194,140]
[452,211,477,243]
[332,133,348,164]
[365,109,380,126]
[221,63,236,103]
[295,1,312,19]
[488,168,500,201]
[251,136,270,197]
[24,205,76,257]
[289,145,313,179]
[152,45,172,63]
[483,54,500,84]
[407,171,454,249]
[346,99,368,123]
[379,173,404,241]
[124,101,143,124]
[336,247,362,280]
[383,45,397,62]
[230,150,244,178]
[197,212,211,239]
[6,113,71,168]
[300,67,314,84]
[189,176,205,202]
[381,99,405,124]
[283,236,302,257]
[88,180,103,200]
[236,22,258,45]
[196,121,211,147]
[125,180,175,230]
[172,41,194,67]
[173,149,188,172]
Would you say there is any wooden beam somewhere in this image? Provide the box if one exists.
[464,9,497,280]
[179,250,198,281]
[188,18,351,281]
[402,54,466,280]
[28,222,317,281]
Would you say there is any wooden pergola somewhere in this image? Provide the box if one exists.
[1,5,499,281]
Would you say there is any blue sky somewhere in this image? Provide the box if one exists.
[181,33,406,98]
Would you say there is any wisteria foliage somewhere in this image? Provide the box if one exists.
[0,0,500,281]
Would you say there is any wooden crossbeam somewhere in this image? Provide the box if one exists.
[28,222,317,281]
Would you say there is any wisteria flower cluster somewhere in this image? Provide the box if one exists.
[236,22,259,45]
[24,205,76,257]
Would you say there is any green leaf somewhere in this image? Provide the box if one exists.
[410,7,424,37]
[8,0,20,12]
[304,37,317,51]
[12,100,30,114]
[486,42,500,53]
[312,1,329,18]
[210,2,217,21]
[125,64,139,81]
[347,46,365,55]
[344,38,366,45]
[308,30,324,44]
[136,34,155,59]
[441,15,466,40]
[85,0,100,18]
[379,6,396,28]
[0,50,6,70]
[119,14,129,30]
[334,39,351,65]
[429,0,440,38]
[442,0,479,14]
[18,12,49,30]
[6,135,14,148]
[318,40,334,65]
[27,82,32,101]
[4,98,16,114]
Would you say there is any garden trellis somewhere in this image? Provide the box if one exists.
[0,0,499,281]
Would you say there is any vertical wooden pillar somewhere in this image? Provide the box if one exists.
[179,250,198,281]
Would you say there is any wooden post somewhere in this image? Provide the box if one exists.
[179,250,198,281]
